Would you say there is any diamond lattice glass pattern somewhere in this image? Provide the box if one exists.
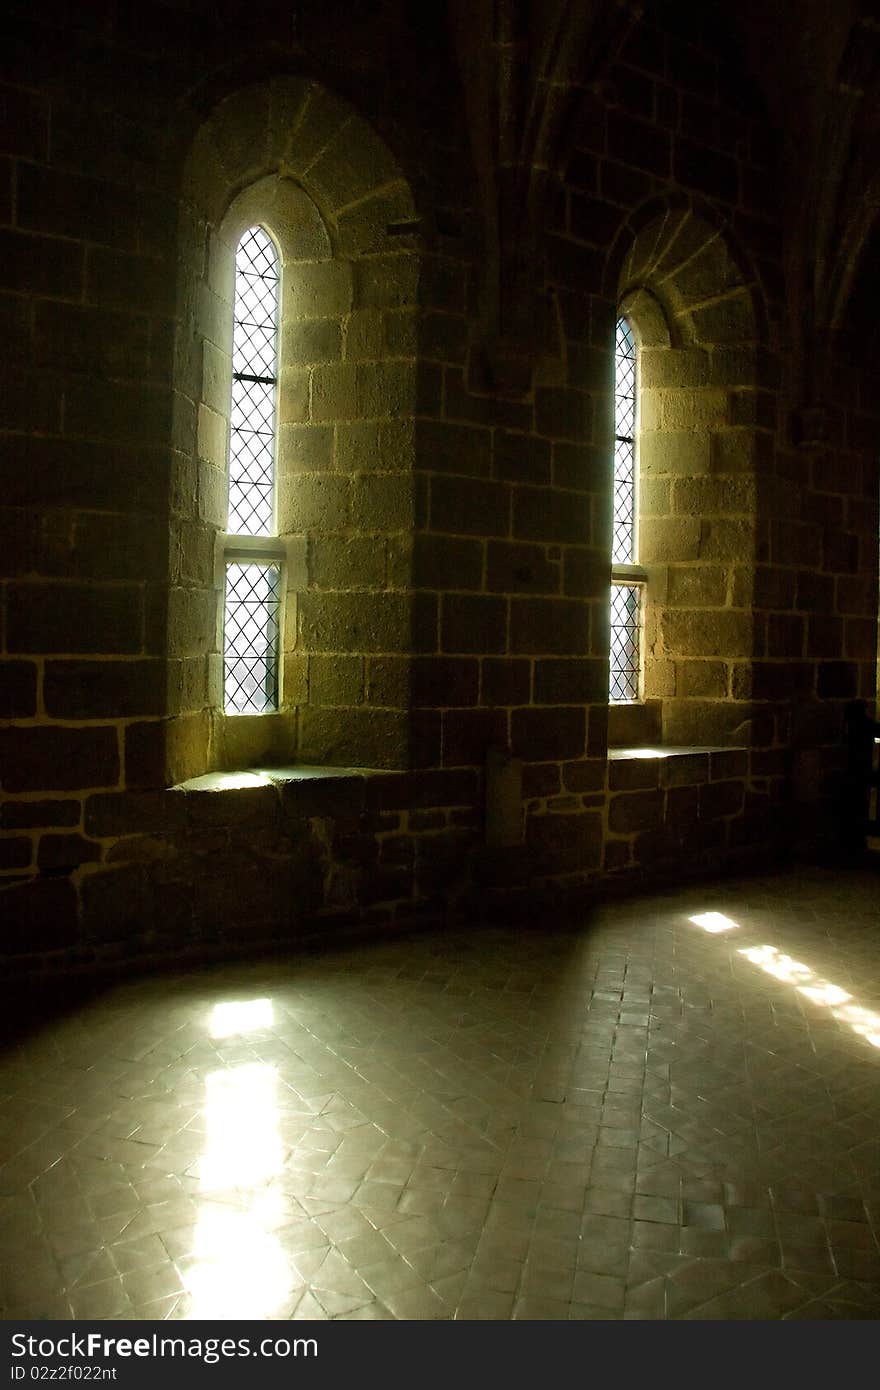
[228,227,279,538]
[613,316,636,565]
[609,582,641,703]
[224,562,281,714]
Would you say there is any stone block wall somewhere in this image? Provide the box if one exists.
[1,2,877,975]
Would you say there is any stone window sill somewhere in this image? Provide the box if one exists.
[169,765,401,825]
[608,746,745,761]
[607,745,749,790]
[173,765,397,792]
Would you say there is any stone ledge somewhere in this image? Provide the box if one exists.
[608,745,745,760]
[170,764,402,824]
[172,765,397,792]
[607,745,749,792]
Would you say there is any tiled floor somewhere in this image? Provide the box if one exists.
[2,862,880,1321]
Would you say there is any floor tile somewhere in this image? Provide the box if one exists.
[1,863,879,1320]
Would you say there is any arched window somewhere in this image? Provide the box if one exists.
[223,226,283,715]
[609,315,645,703]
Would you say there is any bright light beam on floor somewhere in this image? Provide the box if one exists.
[210,997,274,1038]
[185,1062,292,1319]
[689,911,740,933]
[738,943,880,1048]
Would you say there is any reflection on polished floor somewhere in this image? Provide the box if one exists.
[2,864,880,1321]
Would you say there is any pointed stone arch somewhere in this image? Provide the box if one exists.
[603,197,777,746]
[160,76,422,783]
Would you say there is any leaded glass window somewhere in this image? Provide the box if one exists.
[612,316,636,565]
[224,226,281,714]
[224,562,281,714]
[609,315,643,703]
[228,227,279,537]
[609,581,641,703]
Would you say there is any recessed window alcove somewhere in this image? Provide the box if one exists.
[162,78,422,787]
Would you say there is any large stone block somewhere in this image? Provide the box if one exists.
[65,378,171,446]
[699,779,745,820]
[0,837,31,870]
[0,877,79,954]
[430,476,510,537]
[87,245,175,315]
[710,429,768,474]
[0,661,37,717]
[817,661,858,698]
[279,423,334,473]
[640,347,710,390]
[298,592,409,653]
[662,609,752,658]
[535,387,592,442]
[1,799,80,830]
[17,161,137,248]
[443,709,508,766]
[0,726,119,792]
[298,705,408,768]
[166,587,216,660]
[771,520,821,568]
[513,488,591,544]
[480,658,531,707]
[308,536,386,590]
[0,365,60,434]
[664,566,727,608]
[608,758,660,791]
[844,616,877,660]
[552,441,608,492]
[562,549,610,599]
[308,654,364,707]
[510,597,589,655]
[34,300,152,377]
[412,657,479,707]
[690,293,756,345]
[487,541,560,595]
[0,228,83,297]
[527,809,602,871]
[37,833,102,870]
[416,419,491,477]
[412,534,483,591]
[608,789,664,833]
[795,570,835,613]
[805,614,843,658]
[85,789,187,837]
[638,516,701,563]
[677,660,728,697]
[660,752,710,787]
[44,659,167,719]
[288,260,353,319]
[673,476,757,516]
[511,707,586,761]
[639,429,711,476]
[533,658,607,704]
[496,432,551,484]
[125,711,210,790]
[282,475,352,535]
[351,474,413,532]
[441,594,507,654]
